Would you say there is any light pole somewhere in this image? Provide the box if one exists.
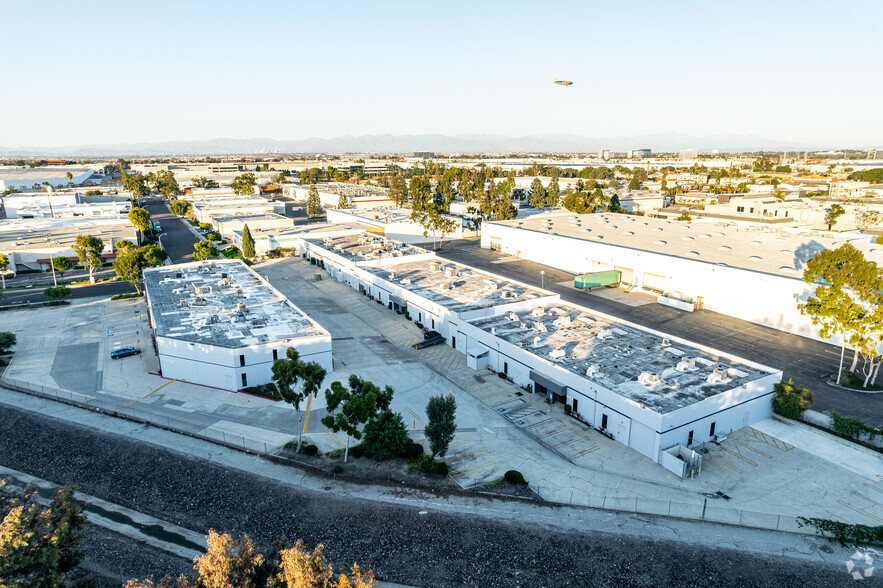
[541,270,545,289]
[46,237,57,287]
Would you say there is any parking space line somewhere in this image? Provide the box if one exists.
[524,418,553,429]
[864,483,883,495]
[448,440,470,448]
[538,426,567,439]
[733,440,773,459]
[706,454,743,474]
[482,391,508,400]
[720,445,758,467]
[554,436,584,449]
[327,431,345,449]
[112,379,177,412]
[406,407,425,428]
[825,509,853,524]
[851,491,883,508]
[451,461,496,478]
[493,398,524,409]
[569,446,600,460]
[448,450,483,462]
[837,500,883,524]
[749,427,793,451]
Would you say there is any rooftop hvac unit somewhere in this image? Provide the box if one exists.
[388,271,397,279]
[501,291,512,298]
[400,278,411,285]
[550,348,566,359]
[531,307,545,317]
[192,296,202,305]
[237,302,246,311]
[507,312,518,321]
[440,283,450,290]
[444,267,457,278]
[237,289,243,297]
[195,287,204,295]
[532,336,542,348]
[429,262,441,272]
[713,368,727,376]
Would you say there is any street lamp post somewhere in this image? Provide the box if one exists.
[541,270,545,289]
[46,237,57,287]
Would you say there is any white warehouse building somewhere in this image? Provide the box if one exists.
[143,259,333,391]
[481,212,883,344]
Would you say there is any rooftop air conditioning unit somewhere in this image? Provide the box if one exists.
[195,287,204,295]
[501,291,512,298]
[237,302,246,311]
[429,262,441,272]
[713,368,727,376]
[444,267,457,278]
[388,271,397,279]
[531,307,545,317]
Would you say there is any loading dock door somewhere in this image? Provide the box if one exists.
[615,266,634,285]
[643,272,666,293]
[629,421,656,459]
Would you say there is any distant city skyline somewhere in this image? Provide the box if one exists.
[2,0,881,148]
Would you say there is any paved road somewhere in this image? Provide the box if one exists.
[143,198,200,264]
[0,281,133,306]
[435,239,883,427]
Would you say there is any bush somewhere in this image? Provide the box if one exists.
[497,371,507,379]
[772,379,813,420]
[302,444,319,456]
[362,410,411,460]
[797,517,883,547]
[349,444,364,459]
[205,231,222,241]
[333,464,343,475]
[409,454,448,475]
[504,470,528,485]
[221,246,243,259]
[405,441,424,459]
[564,404,572,415]
[198,222,212,231]
[831,411,880,441]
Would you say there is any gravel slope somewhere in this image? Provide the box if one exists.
[0,404,854,587]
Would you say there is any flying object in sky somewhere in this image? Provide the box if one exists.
[554,79,573,86]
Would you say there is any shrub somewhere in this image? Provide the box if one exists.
[409,454,448,475]
[497,371,507,379]
[405,441,424,459]
[333,464,343,475]
[564,404,572,415]
[349,444,364,459]
[772,379,813,420]
[205,231,222,241]
[504,470,528,485]
[797,517,883,547]
[302,444,319,456]
[198,222,212,231]
[362,410,411,460]
[831,411,880,441]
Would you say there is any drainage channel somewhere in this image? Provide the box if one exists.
[0,465,205,560]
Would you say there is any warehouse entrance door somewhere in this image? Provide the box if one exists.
[614,266,634,286]
[643,272,666,293]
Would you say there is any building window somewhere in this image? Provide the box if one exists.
[749,207,754,213]
[239,354,245,367]
[273,349,278,360]
[601,414,608,430]
[431,318,435,329]
[241,373,247,387]
[710,422,716,437]
[737,206,744,212]
[452,336,456,349]
[688,430,694,446]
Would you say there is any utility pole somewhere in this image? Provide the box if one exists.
[46,237,57,287]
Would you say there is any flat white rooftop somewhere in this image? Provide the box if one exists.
[143,259,328,348]
[470,302,772,413]
[488,212,883,278]
[308,233,427,262]
[0,218,136,249]
[0,167,92,180]
[365,259,549,314]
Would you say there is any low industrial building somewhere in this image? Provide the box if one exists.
[481,211,883,344]
[325,207,469,244]
[229,222,369,256]
[190,200,279,223]
[210,213,294,239]
[0,167,94,191]
[461,301,780,464]
[143,259,333,390]
[0,217,137,275]
[283,183,395,210]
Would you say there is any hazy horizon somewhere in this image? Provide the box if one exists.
[3,0,882,148]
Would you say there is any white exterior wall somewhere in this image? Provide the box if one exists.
[0,170,93,191]
[155,334,332,391]
[482,223,828,343]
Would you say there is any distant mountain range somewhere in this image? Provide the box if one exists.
[0,133,834,157]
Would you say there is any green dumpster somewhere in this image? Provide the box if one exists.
[574,270,621,290]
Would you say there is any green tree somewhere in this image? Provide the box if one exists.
[232,173,256,196]
[51,256,73,278]
[272,170,291,184]
[528,177,546,208]
[388,174,409,207]
[122,172,149,199]
[73,234,105,283]
[772,379,814,420]
[798,243,878,384]
[128,207,152,234]
[425,392,457,458]
[113,247,146,292]
[0,252,7,290]
[241,224,256,259]
[362,409,411,460]
[193,240,219,261]
[544,176,560,207]
[0,332,16,354]
[272,348,326,453]
[677,212,692,221]
[408,175,431,211]
[43,285,72,299]
[0,483,87,586]
[337,194,350,209]
[608,193,623,213]
[169,199,192,216]
[321,375,393,462]
[410,204,458,250]
[154,170,180,198]
[115,240,135,250]
[307,185,322,217]
[826,203,845,230]
[140,243,168,267]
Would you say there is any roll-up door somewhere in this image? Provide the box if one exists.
[615,266,634,285]
[629,421,656,459]
[643,272,666,292]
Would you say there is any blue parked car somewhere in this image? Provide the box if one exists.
[111,346,141,359]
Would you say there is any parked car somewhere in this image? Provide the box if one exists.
[111,346,141,359]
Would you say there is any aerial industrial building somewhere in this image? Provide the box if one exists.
[143,259,332,390]
[481,212,883,343]
[0,167,94,191]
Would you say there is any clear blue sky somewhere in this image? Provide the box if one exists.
[2,0,881,147]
